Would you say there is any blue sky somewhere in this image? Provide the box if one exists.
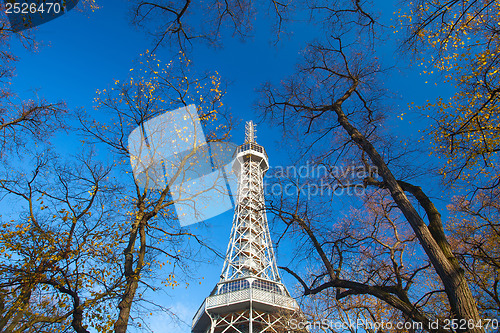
[8,2,314,330]
[7,0,457,331]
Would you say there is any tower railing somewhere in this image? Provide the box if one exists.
[192,299,206,328]
[204,287,299,311]
[235,142,268,159]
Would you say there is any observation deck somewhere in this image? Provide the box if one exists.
[233,141,269,172]
[192,278,299,332]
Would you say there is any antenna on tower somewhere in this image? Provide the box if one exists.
[245,120,256,143]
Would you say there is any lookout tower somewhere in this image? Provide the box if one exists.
[192,121,303,333]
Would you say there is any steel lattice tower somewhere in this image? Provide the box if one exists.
[192,121,304,333]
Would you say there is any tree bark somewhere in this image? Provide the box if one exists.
[114,214,147,333]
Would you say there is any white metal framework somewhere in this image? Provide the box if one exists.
[192,121,305,333]
[220,121,279,282]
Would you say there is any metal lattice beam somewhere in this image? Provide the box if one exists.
[192,121,307,333]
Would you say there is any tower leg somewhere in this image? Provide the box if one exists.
[249,303,253,333]
[209,313,215,333]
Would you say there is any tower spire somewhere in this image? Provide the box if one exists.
[245,120,256,143]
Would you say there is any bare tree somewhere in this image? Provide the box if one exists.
[0,149,122,333]
[129,0,293,52]
[79,52,232,332]
[447,186,500,319]
[258,30,482,331]
[0,14,68,159]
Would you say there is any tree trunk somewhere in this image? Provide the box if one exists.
[114,277,140,333]
[114,215,147,333]
[332,86,483,332]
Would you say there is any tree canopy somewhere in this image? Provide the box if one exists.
[0,0,498,332]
